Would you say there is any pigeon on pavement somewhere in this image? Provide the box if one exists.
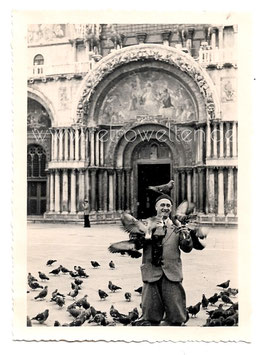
[208,293,220,305]
[109,260,115,269]
[91,261,100,268]
[124,292,132,302]
[134,286,142,295]
[49,266,62,275]
[46,259,57,266]
[108,281,122,293]
[98,289,108,300]
[201,294,209,309]
[34,286,48,300]
[217,280,230,289]
[31,309,49,324]
[227,288,238,297]
[28,281,43,290]
[187,302,201,317]
[38,271,49,281]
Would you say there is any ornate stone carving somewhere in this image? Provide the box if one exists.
[76,44,220,124]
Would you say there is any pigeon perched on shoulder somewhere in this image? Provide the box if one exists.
[98,289,108,300]
[46,259,57,266]
[125,292,132,302]
[34,286,48,300]
[91,261,100,268]
[134,286,142,295]
[147,179,174,195]
[109,260,115,269]
[31,309,49,324]
[108,281,122,293]
[217,280,230,289]
[38,271,49,281]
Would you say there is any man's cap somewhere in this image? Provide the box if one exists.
[155,194,173,205]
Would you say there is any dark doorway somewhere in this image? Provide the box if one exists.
[27,181,47,215]
[137,164,171,219]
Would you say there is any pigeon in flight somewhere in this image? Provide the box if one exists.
[147,179,174,195]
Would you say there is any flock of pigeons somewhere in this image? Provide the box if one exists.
[27,259,144,327]
[27,256,238,327]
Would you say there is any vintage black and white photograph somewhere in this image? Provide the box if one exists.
[11,10,252,342]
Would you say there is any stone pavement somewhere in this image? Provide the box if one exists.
[27,223,238,327]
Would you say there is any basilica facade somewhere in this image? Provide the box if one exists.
[27,24,238,225]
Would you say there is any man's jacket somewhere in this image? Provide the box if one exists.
[140,225,193,283]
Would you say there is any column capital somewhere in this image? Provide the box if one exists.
[107,168,115,175]
[125,167,132,174]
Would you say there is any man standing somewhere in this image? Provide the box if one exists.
[82,199,90,228]
[140,194,193,326]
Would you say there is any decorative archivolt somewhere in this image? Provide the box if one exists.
[75,44,221,123]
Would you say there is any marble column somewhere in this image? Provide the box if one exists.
[125,168,131,211]
[49,170,55,212]
[207,168,215,213]
[64,129,69,160]
[84,169,90,201]
[117,169,123,211]
[217,167,224,215]
[98,169,103,211]
[78,170,85,212]
[53,130,58,160]
[192,169,198,207]
[103,170,108,212]
[210,27,216,48]
[90,128,95,166]
[232,121,237,157]
[227,167,234,215]
[121,170,125,211]
[181,171,186,201]
[219,122,224,158]
[54,169,60,213]
[85,129,89,165]
[80,128,86,161]
[187,170,192,202]
[69,129,74,160]
[75,128,79,161]
[225,122,231,157]
[206,121,211,159]
[212,123,218,158]
[100,138,104,167]
[108,169,114,211]
[95,131,100,167]
[198,168,204,212]
[90,169,97,211]
[62,169,68,213]
[58,129,63,161]
[46,172,50,212]
[70,169,77,214]
[218,26,224,65]
[173,170,179,208]
[51,130,55,160]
